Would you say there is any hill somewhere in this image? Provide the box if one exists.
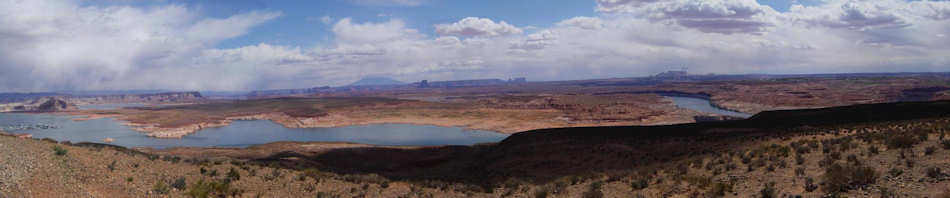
[347,76,405,87]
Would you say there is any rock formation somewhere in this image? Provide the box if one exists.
[0,97,77,112]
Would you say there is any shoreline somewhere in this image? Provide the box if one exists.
[65,108,695,139]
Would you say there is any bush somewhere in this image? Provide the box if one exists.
[804,177,818,192]
[759,182,777,198]
[171,177,187,190]
[108,160,117,171]
[53,146,67,156]
[795,167,806,176]
[822,163,878,193]
[926,167,944,179]
[185,179,242,198]
[153,180,170,194]
[942,140,950,150]
[868,145,880,155]
[630,177,649,190]
[707,182,733,197]
[888,168,903,177]
[226,167,241,181]
[582,181,604,198]
[926,146,937,155]
[795,155,805,165]
[886,133,920,149]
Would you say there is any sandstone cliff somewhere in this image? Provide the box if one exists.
[0,97,77,112]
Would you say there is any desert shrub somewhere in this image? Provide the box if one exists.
[906,159,915,168]
[804,177,818,192]
[630,177,649,190]
[926,146,937,155]
[888,168,904,177]
[759,182,777,198]
[868,145,880,155]
[582,181,604,198]
[846,154,860,165]
[880,187,896,198]
[822,163,878,193]
[829,151,842,160]
[171,177,187,190]
[226,167,241,181]
[208,170,218,177]
[108,160,117,171]
[795,154,805,165]
[127,177,133,182]
[942,140,950,150]
[342,174,390,186]
[927,167,944,179]
[53,146,67,156]
[533,186,551,198]
[185,179,242,198]
[886,133,920,149]
[707,182,733,197]
[795,167,806,176]
[316,192,340,198]
[153,180,170,195]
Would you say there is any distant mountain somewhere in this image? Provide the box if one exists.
[347,76,405,87]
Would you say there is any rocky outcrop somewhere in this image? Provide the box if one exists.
[72,92,203,104]
[0,97,77,112]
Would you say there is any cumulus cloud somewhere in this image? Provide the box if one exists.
[558,16,604,29]
[332,18,422,43]
[434,17,524,37]
[1,0,949,92]
[596,0,778,34]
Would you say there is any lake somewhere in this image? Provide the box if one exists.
[666,96,753,118]
[0,113,509,148]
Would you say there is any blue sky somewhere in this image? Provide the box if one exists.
[2,0,949,91]
[84,0,808,49]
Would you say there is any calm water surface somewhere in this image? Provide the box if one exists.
[0,113,508,148]
[666,96,753,118]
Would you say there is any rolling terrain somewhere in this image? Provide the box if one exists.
[3,100,950,197]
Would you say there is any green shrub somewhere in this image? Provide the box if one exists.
[886,133,920,149]
[822,163,878,193]
[53,146,67,156]
[184,179,242,198]
[171,177,187,190]
[153,180,170,194]
[226,167,241,181]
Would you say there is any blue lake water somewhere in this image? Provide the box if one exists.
[0,113,509,148]
[666,96,753,118]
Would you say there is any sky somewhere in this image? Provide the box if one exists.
[1,0,949,92]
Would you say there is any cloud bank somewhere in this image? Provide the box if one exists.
[1,0,949,92]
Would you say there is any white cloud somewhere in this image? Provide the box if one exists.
[1,0,949,92]
[558,16,603,29]
[434,17,524,37]
[332,18,422,43]
[596,0,779,34]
